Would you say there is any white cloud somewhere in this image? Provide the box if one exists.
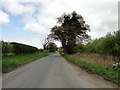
[0,11,10,25]
[24,21,48,34]
[2,0,118,36]
[1,0,35,15]
[39,0,118,39]
[1,0,118,47]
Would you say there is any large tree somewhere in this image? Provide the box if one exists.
[41,37,54,50]
[47,42,57,52]
[49,11,90,54]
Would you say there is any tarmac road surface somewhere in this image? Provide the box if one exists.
[2,53,118,88]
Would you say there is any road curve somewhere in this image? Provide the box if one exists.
[3,53,118,88]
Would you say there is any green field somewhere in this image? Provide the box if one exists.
[2,52,50,73]
[63,54,119,84]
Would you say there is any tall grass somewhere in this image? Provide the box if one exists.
[2,52,50,73]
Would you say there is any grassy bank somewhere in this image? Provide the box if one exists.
[2,52,50,73]
[63,54,119,84]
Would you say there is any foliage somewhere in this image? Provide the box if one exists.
[49,11,90,54]
[11,42,38,54]
[113,63,120,72]
[46,42,57,52]
[41,38,54,50]
[2,41,10,55]
[39,49,44,52]
[74,30,120,59]
[2,41,38,55]
[59,47,64,55]
[74,44,85,53]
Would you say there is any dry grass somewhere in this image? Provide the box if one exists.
[76,53,118,67]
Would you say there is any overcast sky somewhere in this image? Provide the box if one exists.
[0,0,119,48]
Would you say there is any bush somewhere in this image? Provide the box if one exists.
[11,42,38,54]
[59,47,64,55]
[78,30,120,59]
[39,49,44,52]
[2,41,39,55]
[46,42,57,52]
[74,44,85,53]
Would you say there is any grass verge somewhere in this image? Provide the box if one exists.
[63,54,120,84]
[2,52,50,73]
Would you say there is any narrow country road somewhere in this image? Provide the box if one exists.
[3,53,118,88]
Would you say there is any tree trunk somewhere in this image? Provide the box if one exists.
[61,41,67,53]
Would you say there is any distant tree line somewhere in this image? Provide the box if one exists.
[1,41,38,55]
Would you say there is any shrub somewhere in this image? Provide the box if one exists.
[2,41,39,55]
[74,44,85,53]
[78,30,120,59]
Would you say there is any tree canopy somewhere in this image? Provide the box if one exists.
[49,11,90,54]
[46,42,57,52]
